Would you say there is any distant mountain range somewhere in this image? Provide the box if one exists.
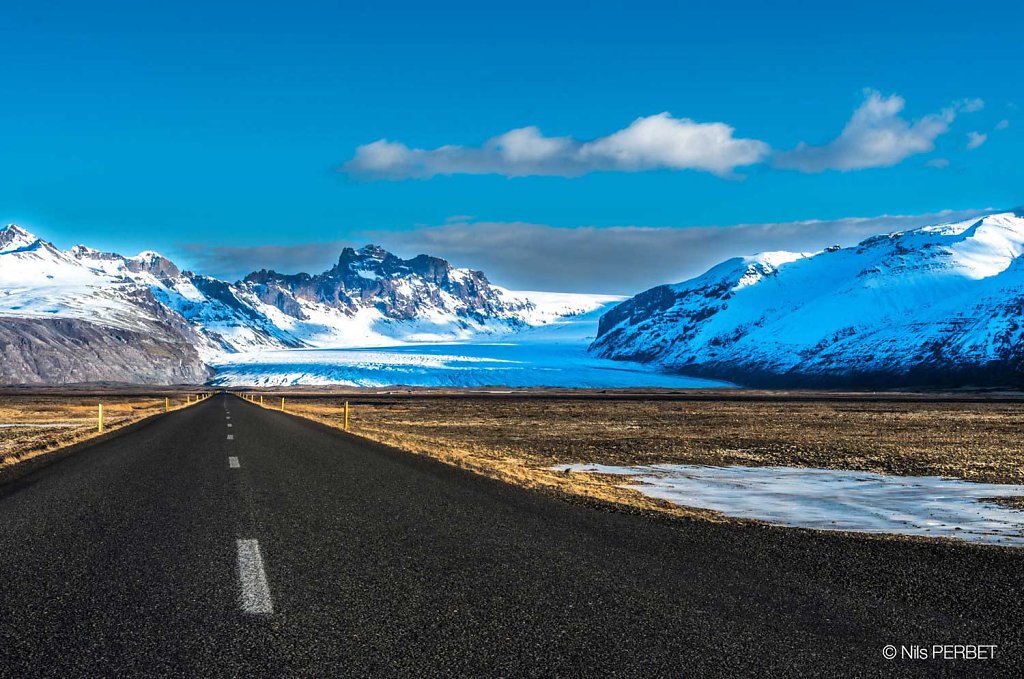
[590,211,1024,388]
[0,225,608,384]
[7,211,1024,388]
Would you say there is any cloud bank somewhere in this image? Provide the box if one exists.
[366,209,992,293]
[343,114,770,179]
[179,240,351,282]
[180,208,993,294]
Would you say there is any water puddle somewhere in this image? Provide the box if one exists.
[560,464,1024,546]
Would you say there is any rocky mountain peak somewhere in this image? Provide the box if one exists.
[239,243,525,324]
[356,244,389,259]
[127,251,181,280]
[327,244,460,285]
[0,224,41,253]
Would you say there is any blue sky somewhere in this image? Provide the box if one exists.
[2,0,1020,292]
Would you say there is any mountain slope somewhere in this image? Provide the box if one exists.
[590,211,1024,387]
[0,226,210,384]
[0,317,210,385]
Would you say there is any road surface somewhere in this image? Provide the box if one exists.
[0,393,1020,677]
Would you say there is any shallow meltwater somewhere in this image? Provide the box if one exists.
[559,464,1024,547]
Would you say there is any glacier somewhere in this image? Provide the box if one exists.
[208,302,729,388]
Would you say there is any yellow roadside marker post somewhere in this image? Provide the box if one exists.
[281,397,285,412]
[165,397,169,412]
[344,401,349,431]
[260,395,264,407]
[98,403,103,433]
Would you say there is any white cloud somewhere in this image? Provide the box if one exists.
[967,131,988,150]
[996,119,1010,130]
[959,98,985,113]
[774,91,960,172]
[342,113,770,179]
[343,91,985,180]
[925,158,950,169]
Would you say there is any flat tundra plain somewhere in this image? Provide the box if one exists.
[253,389,1024,520]
[6,389,1024,520]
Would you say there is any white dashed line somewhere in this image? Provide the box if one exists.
[228,423,233,427]
[236,539,273,614]
[228,456,240,468]
[227,434,234,440]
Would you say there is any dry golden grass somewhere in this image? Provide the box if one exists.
[254,392,1024,520]
[0,393,207,473]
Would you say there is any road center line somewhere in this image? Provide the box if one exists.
[228,456,240,468]
[227,434,234,440]
[227,423,233,427]
[236,539,273,614]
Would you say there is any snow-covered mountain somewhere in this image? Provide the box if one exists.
[0,225,210,384]
[590,211,1024,388]
[0,224,611,384]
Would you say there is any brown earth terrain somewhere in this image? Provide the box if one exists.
[239,389,1024,522]
[6,388,1024,525]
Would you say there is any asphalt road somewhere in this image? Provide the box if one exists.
[0,393,1021,677]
